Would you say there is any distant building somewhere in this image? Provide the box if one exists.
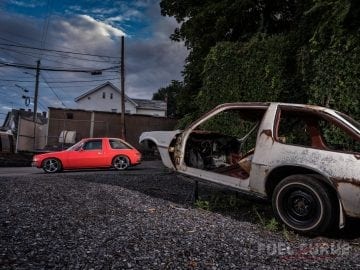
[1,109,48,151]
[74,81,167,117]
[1,109,47,135]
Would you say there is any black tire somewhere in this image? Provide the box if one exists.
[272,174,335,235]
[112,155,130,170]
[42,158,62,173]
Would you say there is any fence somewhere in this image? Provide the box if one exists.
[46,108,178,150]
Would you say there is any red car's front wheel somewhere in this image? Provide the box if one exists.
[42,158,62,173]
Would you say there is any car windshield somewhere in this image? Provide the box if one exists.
[336,111,360,132]
[66,140,84,151]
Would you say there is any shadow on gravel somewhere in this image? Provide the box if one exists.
[76,167,360,241]
[77,168,274,228]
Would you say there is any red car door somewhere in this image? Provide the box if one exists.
[68,139,108,168]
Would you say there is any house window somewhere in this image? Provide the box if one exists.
[66,113,74,119]
[102,92,106,99]
[111,109,117,112]
[110,93,113,99]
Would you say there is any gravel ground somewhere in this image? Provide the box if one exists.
[1,161,360,269]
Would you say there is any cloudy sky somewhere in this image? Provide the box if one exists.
[0,0,188,123]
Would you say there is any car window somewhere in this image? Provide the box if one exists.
[277,112,312,147]
[277,109,360,153]
[82,140,102,150]
[318,119,360,153]
[109,139,131,149]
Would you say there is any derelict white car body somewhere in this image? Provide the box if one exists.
[140,103,360,235]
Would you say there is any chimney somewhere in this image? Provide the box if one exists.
[42,111,47,118]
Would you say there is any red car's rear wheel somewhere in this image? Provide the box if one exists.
[112,155,130,170]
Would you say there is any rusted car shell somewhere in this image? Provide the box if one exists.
[139,102,360,223]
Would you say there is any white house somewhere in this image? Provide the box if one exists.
[74,81,167,117]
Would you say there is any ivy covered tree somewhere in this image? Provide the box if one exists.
[159,0,360,126]
[159,0,310,121]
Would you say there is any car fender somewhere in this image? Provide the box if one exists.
[139,130,181,169]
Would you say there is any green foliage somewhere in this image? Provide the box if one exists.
[197,36,302,114]
[194,199,210,211]
[158,0,360,141]
[253,206,280,232]
[265,218,280,232]
[305,0,360,51]
[152,80,184,117]
[308,47,360,118]
[159,0,311,120]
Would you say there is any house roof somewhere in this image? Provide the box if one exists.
[132,99,166,111]
[74,81,166,111]
[74,81,136,107]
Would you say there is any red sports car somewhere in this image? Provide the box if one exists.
[32,137,141,173]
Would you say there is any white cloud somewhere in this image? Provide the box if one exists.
[8,0,45,8]
[0,0,188,119]
[76,15,126,37]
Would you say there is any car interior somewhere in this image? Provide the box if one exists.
[183,108,266,179]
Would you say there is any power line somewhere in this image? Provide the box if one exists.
[41,74,67,108]
[40,0,53,54]
[0,77,119,83]
[0,45,120,64]
[0,32,117,59]
[0,47,90,68]
[0,80,120,89]
[0,43,120,59]
[0,61,119,73]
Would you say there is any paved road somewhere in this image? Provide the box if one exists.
[0,160,165,177]
[0,166,39,176]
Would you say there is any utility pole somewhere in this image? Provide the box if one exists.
[120,36,126,140]
[33,60,40,122]
[33,60,40,150]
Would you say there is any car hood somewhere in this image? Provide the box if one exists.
[34,150,68,159]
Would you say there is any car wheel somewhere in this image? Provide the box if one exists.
[272,174,335,235]
[112,155,130,170]
[42,158,62,173]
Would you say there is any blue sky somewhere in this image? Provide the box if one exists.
[0,0,187,123]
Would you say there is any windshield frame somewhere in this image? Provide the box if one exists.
[335,111,360,133]
[66,140,85,151]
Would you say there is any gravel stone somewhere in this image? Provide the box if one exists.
[0,161,359,269]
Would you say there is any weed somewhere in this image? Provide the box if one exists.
[265,218,279,231]
[253,206,280,231]
[282,224,298,242]
[194,199,210,211]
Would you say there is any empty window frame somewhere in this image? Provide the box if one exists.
[277,107,360,153]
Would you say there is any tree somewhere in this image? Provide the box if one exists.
[152,80,184,117]
[160,0,312,118]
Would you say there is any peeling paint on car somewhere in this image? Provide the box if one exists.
[139,102,360,233]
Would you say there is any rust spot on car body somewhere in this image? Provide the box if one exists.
[332,177,360,188]
[261,129,272,137]
[260,129,274,144]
